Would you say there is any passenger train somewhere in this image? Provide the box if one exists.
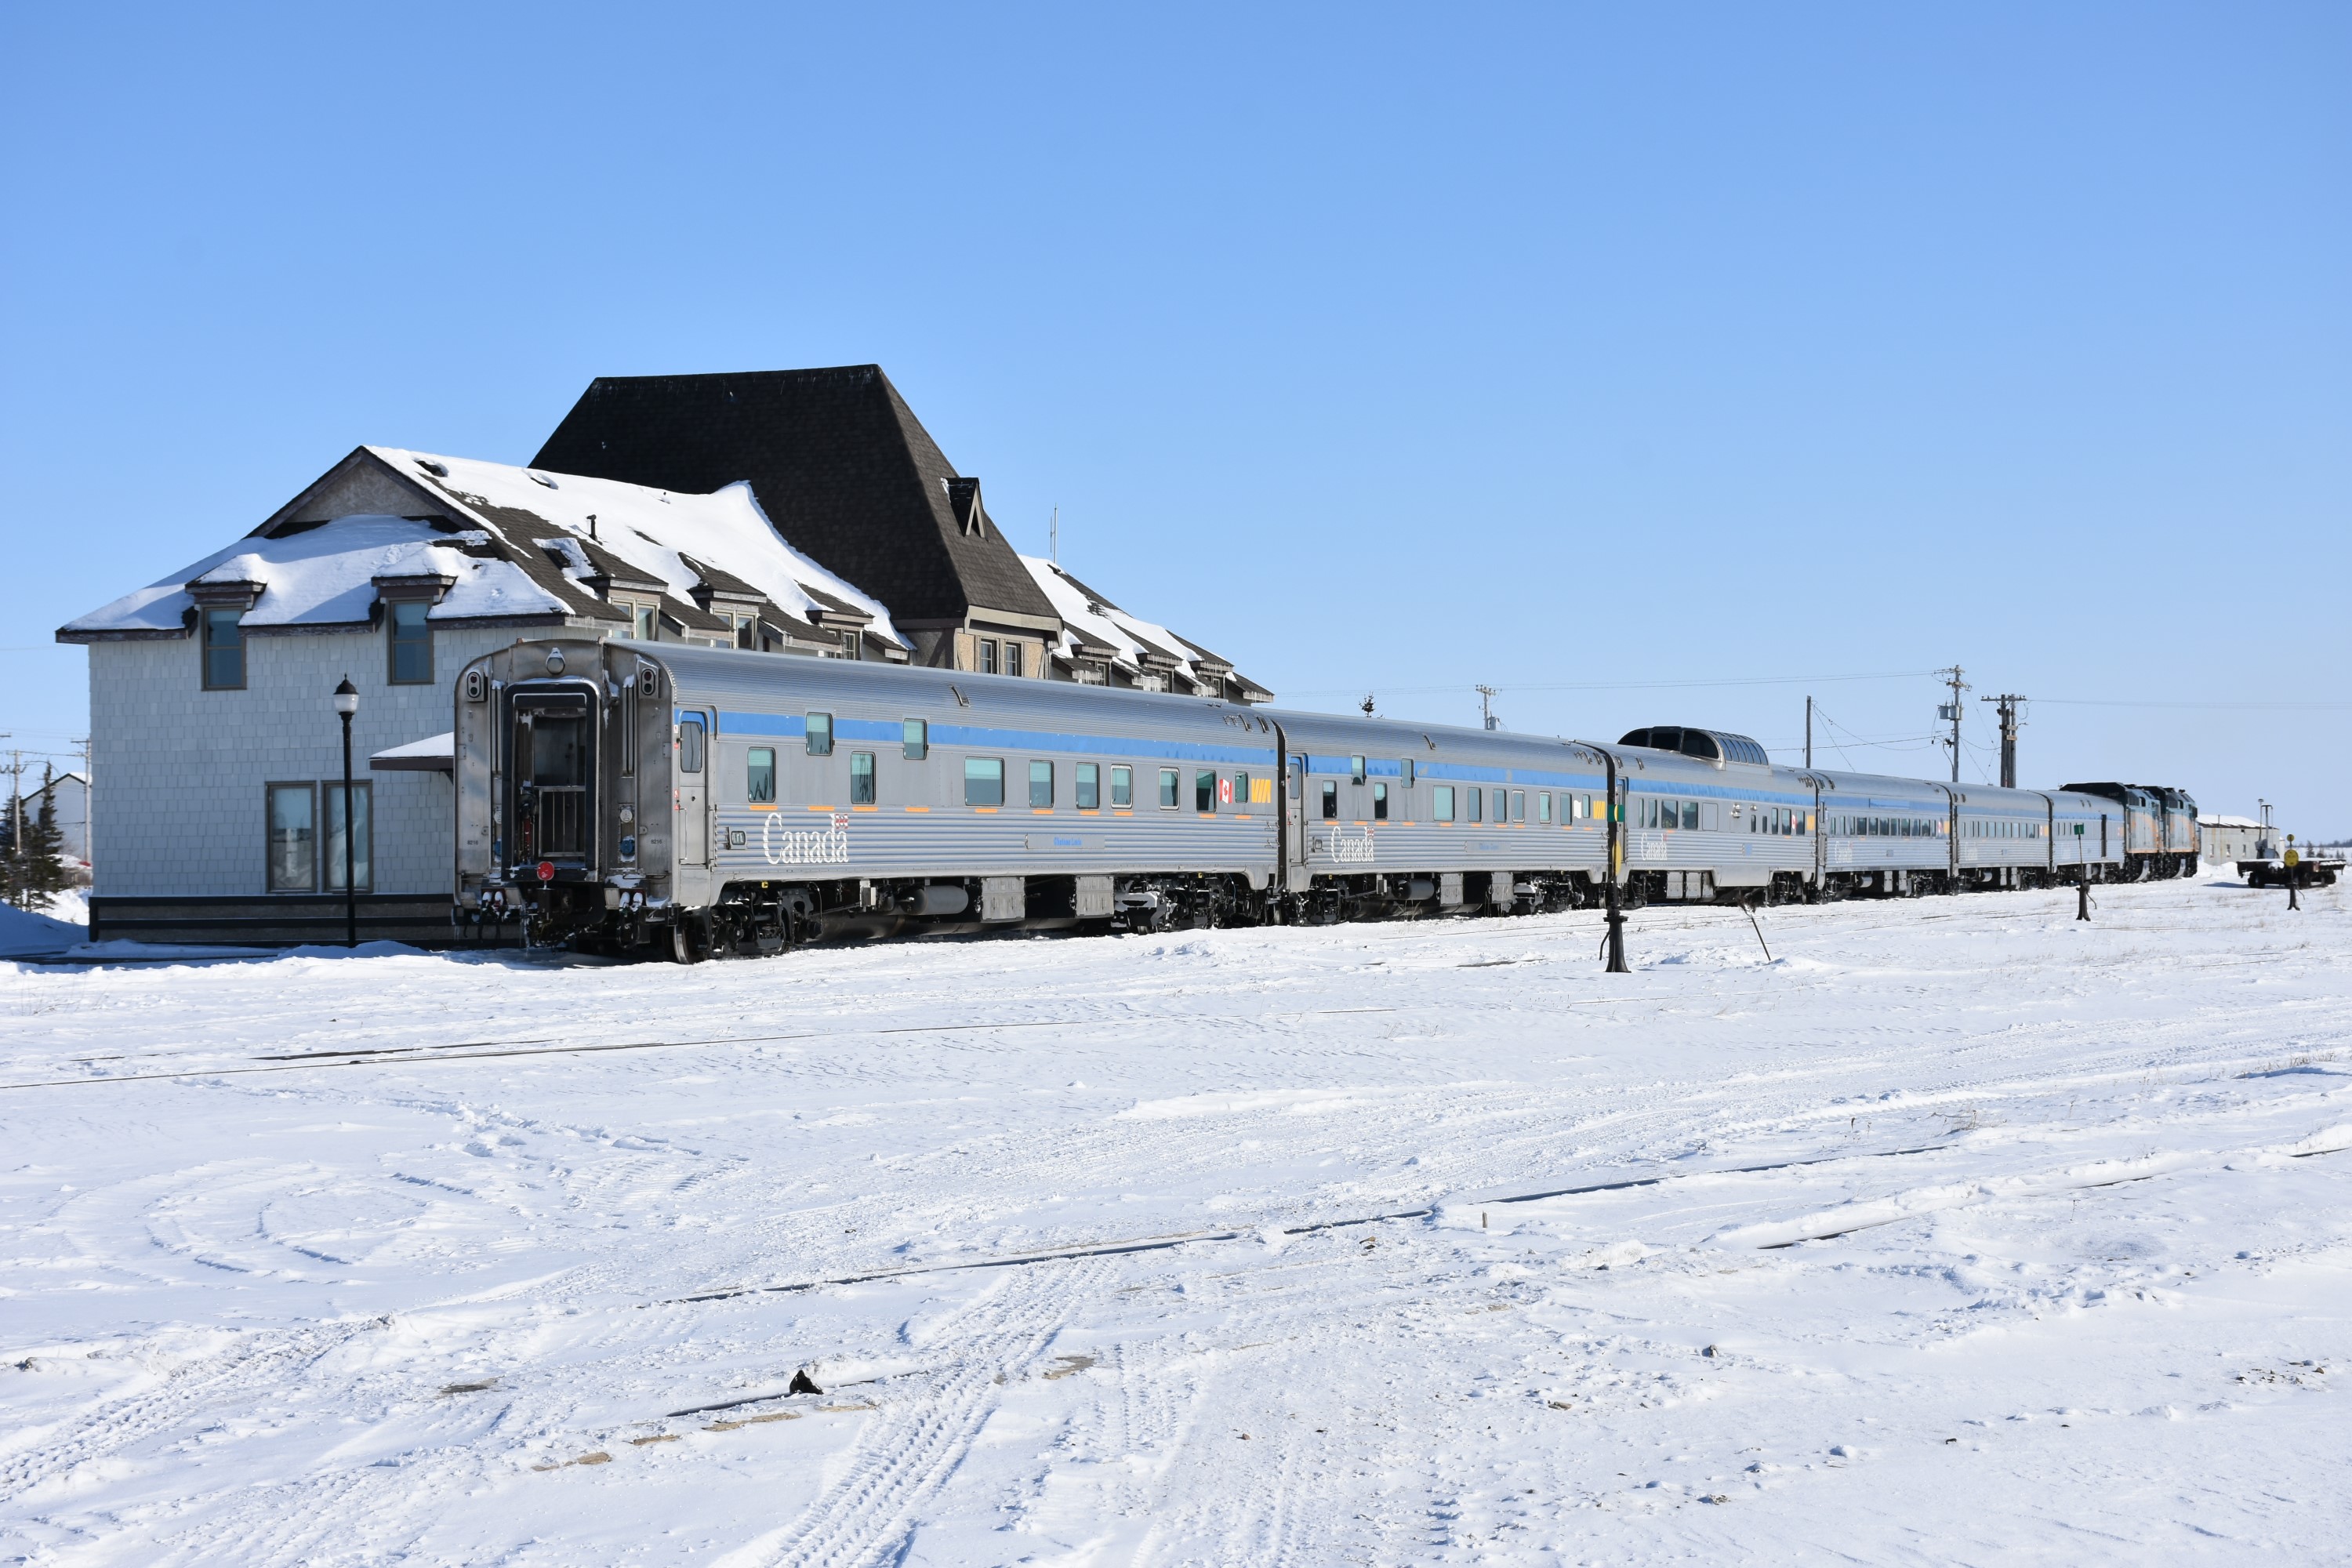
[452,639,2200,960]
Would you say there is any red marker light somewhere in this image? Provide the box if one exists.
[536,861,556,882]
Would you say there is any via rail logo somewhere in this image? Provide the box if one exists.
[1314,824,1377,865]
[764,811,851,867]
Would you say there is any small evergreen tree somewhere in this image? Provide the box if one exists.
[4,768,69,911]
[24,771,69,906]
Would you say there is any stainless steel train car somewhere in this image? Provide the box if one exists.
[452,639,2198,956]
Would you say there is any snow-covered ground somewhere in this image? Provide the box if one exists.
[2,877,2347,1566]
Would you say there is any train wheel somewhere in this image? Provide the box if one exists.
[670,916,705,965]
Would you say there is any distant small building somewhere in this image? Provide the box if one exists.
[2198,814,2269,862]
[9,770,89,863]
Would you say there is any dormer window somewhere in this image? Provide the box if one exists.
[201,608,245,689]
[388,601,433,684]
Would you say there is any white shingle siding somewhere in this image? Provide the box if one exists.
[88,626,513,896]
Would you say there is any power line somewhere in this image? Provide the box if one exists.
[1283,668,1940,701]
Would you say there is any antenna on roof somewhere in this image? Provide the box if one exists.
[586,514,597,542]
[1050,506,1058,564]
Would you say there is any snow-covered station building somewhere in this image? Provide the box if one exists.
[56,366,1265,946]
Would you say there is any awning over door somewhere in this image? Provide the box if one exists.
[371,731,454,773]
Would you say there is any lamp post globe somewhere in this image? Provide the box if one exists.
[334,678,358,946]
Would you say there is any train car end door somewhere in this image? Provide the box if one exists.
[675,709,712,904]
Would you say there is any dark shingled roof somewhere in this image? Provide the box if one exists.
[532,365,1059,628]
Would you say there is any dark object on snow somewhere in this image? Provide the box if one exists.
[788,1368,822,1396]
[2078,877,2092,922]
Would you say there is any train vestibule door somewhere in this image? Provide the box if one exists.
[1282,743,1309,893]
[675,710,711,903]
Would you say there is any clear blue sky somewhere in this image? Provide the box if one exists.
[5,5,2345,833]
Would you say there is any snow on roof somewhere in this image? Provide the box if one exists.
[1018,555,1219,687]
[370,731,455,773]
[385,448,906,648]
[2199,814,2263,829]
[61,517,563,636]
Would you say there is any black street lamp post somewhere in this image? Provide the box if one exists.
[334,677,358,947]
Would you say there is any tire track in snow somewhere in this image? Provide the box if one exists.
[714,1255,1118,1568]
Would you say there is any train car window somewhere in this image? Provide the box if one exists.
[1030,760,1054,808]
[1402,759,1416,788]
[965,757,1004,807]
[1467,788,1483,824]
[1800,811,1811,835]
[851,753,876,805]
[1235,771,1253,808]
[1514,791,1527,822]
[1434,785,1455,822]
[747,747,775,804]
[1538,792,1552,824]
[1289,757,1304,799]
[1160,768,1179,808]
[1680,801,1698,831]
[1373,782,1389,820]
[677,718,705,775]
[1320,781,1338,820]
[1351,756,1367,785]
[1076,763,1100,810]
[805,713,833,757]
[1110,766,1132,808]
[903,719,927,760]
[1197,770,1218,813]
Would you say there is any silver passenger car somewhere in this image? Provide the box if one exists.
[450,641,2183,958]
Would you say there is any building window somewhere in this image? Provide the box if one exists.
[747,747,775,804]
[1076,763,1100,810]
[1007,642,1023,679]
[965,757,1004,807]
[806,713,833,757]
[203,607,245,689]
[851,752,876,804]
[1372,782,1388,820]
[267,782,315,891]
[733,614,757,650]
[1196,770,1218,813]
[903,718,927,760]
[1320,781,1338,821]
[387,601,432,684]
[1029,760,1054,808]
[325,781,372,893]
[1111,766,1132,808]
[1434,785,1455,822]
[1159,768,1179,808]
[978,638,1000,675]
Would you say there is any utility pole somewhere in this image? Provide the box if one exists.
[1475,685,1501,731]
[1804,696,1813,769]
[1980,695,2026,789]
[1049,506,1058,565]
[1935,666,1969,782]
[2258,798,2274,859]
[74,737,90,871]
[2,744,20,906]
